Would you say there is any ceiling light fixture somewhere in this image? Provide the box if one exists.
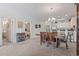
[52,17,56,20]
[48,18,51,21]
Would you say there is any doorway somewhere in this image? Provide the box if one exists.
[2,18,9,45]
[25,22,30,40]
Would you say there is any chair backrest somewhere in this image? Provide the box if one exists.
[57,29,68,41]
[65,30,69,40]
[40,32,47,41]
[68,30,74,35]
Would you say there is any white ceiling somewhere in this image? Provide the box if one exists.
[0,3,76,22]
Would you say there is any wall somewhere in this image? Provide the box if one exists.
[10,19,17,43]
[30,21,42,38]
[10,19,26,43]
[0,17,3,46]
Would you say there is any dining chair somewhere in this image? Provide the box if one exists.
[40,32,47,45]
[46,32,57,47]
[57,29,68,49]
[68,30,74,42]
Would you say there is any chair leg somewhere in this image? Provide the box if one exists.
[40,41,42,45]
[66,42,68,49]
[40,39,42,45]
[47,41,50,47]
[56,39,60,48]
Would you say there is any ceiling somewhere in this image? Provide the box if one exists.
[0,3,76,22]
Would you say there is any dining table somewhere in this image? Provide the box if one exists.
[40,32,60,47]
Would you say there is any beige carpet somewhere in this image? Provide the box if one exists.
[0,37,76,56]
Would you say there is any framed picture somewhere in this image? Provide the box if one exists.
[17,21,23,28]
[35,24,41,29]
[39,24,41,28]
[35,24,38,28]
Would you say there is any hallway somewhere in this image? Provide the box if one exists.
[0,37,76,56]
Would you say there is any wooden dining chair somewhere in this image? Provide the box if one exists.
[46,32,57,46]
[40,32,47,45]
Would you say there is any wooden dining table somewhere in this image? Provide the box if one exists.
[40,32,60,47]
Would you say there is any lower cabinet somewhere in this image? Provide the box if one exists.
[16,33,26,42]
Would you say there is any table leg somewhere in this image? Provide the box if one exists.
[56,38,60,48]
[70,35,72,42]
